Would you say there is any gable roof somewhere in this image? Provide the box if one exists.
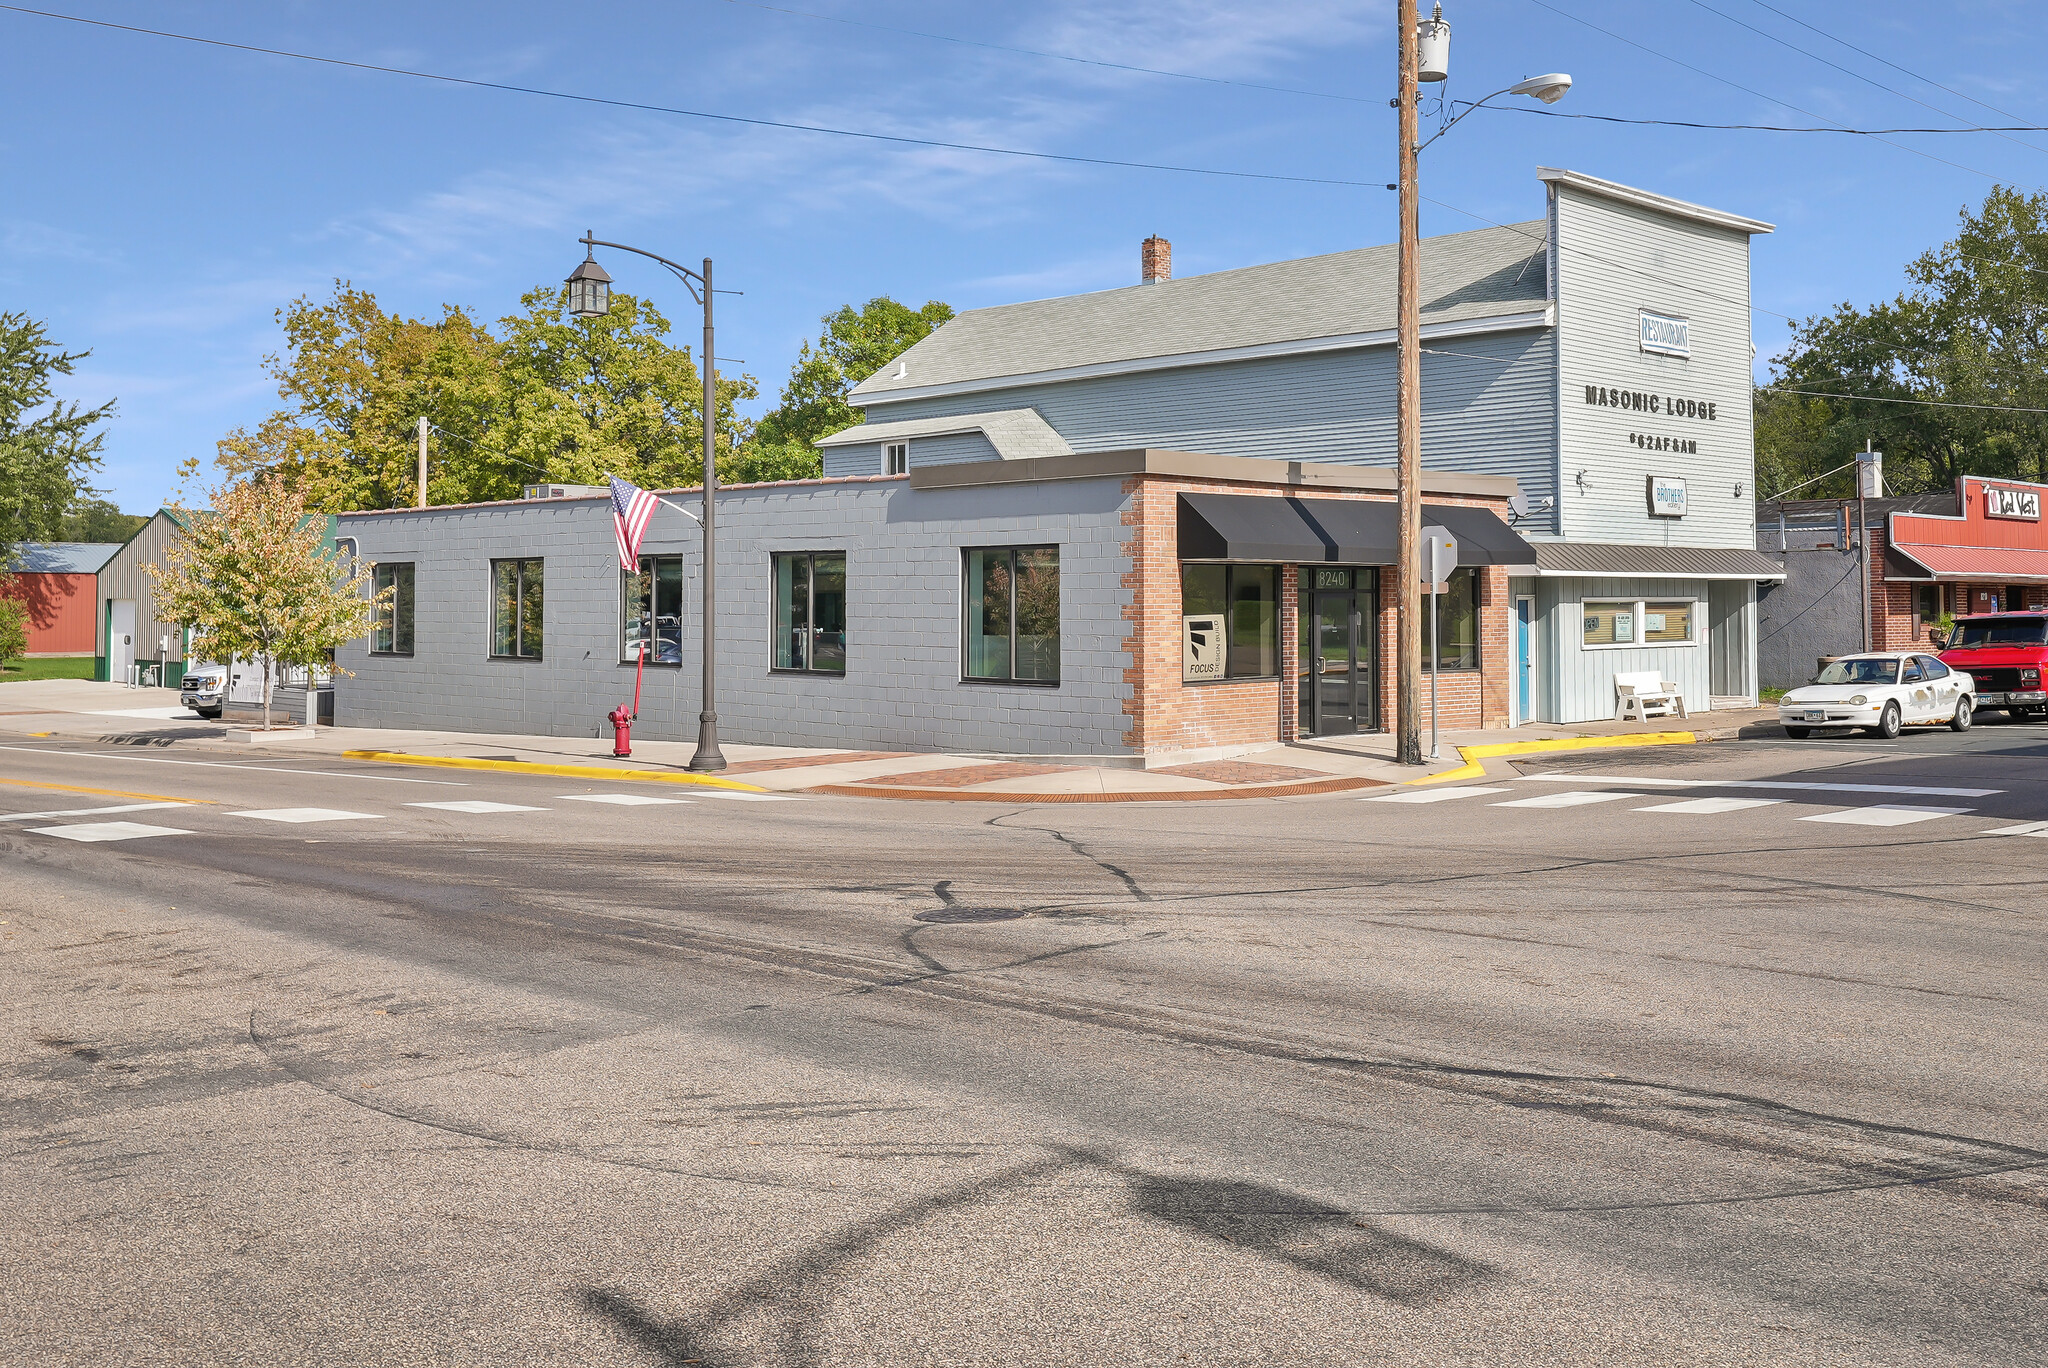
[7,542,122,574]
[850,220,1550,406]
[814,408,1074,461]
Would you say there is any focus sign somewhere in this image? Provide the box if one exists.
[1182,614,1225,683]
[1985,485,2042,521]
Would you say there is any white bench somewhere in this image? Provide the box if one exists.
[1615,670,1687,722]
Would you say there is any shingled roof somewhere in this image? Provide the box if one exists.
[850,220,1550,404]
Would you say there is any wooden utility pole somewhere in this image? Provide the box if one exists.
[417,416,429,509]
[1395,0,1424,764]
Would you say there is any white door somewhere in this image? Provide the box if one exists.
[1920,655,1961,722]
[109,600,136,679]
[1899,657,1934,722]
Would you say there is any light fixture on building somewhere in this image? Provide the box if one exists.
[565,243,613,318]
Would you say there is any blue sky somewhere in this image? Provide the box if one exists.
[3,0,2044,513]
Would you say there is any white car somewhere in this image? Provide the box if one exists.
[1778,651,1974,739]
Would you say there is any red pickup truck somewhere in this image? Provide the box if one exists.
[1938,612,2048,719]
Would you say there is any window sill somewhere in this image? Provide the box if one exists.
[1580,641,1699,651]
[488,655,544,662]
[368,651,414,658]
[768,667,849,678]
[959,676,1061,688]
[1182,674,1280,686]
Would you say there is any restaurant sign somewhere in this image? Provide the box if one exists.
[1984,485,2042,522]
[1638,310,1691,358]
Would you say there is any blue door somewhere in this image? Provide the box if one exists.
[1516,597,1534,723]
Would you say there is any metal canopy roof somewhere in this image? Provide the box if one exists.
[1177,494,1534,567]
[1527,542,1786,580]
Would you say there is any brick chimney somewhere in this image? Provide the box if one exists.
[1141,235,1171,285]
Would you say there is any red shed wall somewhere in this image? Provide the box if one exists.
[3,571,99,654]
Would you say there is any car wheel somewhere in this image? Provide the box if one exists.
[1868,701,1902,739]
[1784,726,1811,739]
[1950,699,1972,732]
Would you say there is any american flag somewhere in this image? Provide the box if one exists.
[608,475,659,572]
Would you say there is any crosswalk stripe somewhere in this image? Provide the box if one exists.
[1363,786,1511,803]
[230,808,382,823]
[1981,821,2048,837]
[27,822,192,842]
[0,802,189,822]
[688,790,797,802]
[405,801,549,814]
[1492,791,1647,809]
[1632,797,1786,815]
[1514,774,2001,798]
[1800,805,1973,827]
[555,793,691,806]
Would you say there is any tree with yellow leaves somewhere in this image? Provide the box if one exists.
[148,475,385,729]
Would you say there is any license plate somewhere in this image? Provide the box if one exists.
[1804,710,1826,722]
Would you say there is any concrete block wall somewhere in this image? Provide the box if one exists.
[335,473,1140,756]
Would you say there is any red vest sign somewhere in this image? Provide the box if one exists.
[1985,486,2042,521]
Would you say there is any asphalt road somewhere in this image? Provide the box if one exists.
[3,723,2046,1366]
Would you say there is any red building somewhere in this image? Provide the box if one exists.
[3,543,119,656]
[1875,476,2048,646]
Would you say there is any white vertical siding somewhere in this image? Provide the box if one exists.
[1543,575,1717,722]
[1552,185,1760,550]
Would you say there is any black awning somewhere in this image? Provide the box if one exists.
[1177,492,1534,566]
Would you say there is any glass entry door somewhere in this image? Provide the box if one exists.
[1297,568,1377,736]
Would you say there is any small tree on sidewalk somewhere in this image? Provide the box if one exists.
[148,476,384,729]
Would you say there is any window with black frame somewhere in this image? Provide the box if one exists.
[963,547,1059,683]
[490,558,543,659]
[773,552,847,673]
[1180,565,1278,680]
[621,557,685,664]
[1425,567,1479,672]
[371,563,414,655]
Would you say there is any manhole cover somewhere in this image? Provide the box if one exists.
[913,907,1029,924]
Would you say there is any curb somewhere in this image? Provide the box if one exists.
[340,750,768,792]
[1407,730,1698,785]
[813,775,1388,803]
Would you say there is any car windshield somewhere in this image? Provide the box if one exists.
[1816,658,1899,686]
[1947,617,2048,648]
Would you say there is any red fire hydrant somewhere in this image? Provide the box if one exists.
[608,704,633,758]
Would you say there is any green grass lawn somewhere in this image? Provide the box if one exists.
[1760,686,1789,703]
[0,657,98,681]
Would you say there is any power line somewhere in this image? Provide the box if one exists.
[1759,386,2048,415]
[1418,194,1799,323]
[1739,0,2048,159]
[1481,105,2048,135]
[1678,0,2048,162]
[713,0,1377,105]
[1518,0,2007,185]
[0,4,1377,189]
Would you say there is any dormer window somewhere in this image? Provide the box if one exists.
[884,442,908,476]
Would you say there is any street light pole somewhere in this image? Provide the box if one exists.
[1395,0,1424,765]
[567,233,728,772]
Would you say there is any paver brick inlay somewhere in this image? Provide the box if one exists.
[1153,760,1327,785]
[863,763,1079,788]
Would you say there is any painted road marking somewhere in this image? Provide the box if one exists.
[1492,791,1648,809]
[0,802,190,822]
[1632,797,1788,815]
[687,790,799,802]
[1801,805,1974,828]
[1982,821,2048,837]
[555,793,692,806]
[406,801,550,814]
[1361,786,1512,804]
[1514,774,2001,798]
[230,808,383,824]
[0,745,465,785]
[28,822,192,842]
[86,707,205,720]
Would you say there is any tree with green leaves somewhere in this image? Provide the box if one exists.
[746,297,954,480]
[59,498,146,543]
[0,312,116,563]
[148,476,383,729]
[0,589,27,669]
[218,281,758,511]
[1758,185,2048,499]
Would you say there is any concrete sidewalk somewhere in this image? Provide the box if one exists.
[0,678,1776,801]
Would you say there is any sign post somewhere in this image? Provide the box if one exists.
[1422,526,1457,760]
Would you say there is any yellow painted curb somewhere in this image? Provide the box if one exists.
[1406,731,1697,785]
[341,750,767,792]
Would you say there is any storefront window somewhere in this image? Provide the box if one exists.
[371,563,413,655]
[491,558,543,659]
[1426,567,1478,672]
[1583,597,1697,650]
[964,546,1059,683]
[1181,565,1278,680]
[773,552,847,673]
[621,557,685,664]
[1915,585,1941,625]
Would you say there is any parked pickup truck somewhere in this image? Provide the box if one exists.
[1937,612,2048,720]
